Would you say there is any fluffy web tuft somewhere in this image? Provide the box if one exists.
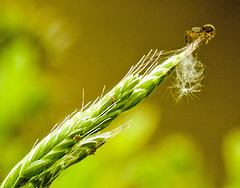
[170,54,206,102]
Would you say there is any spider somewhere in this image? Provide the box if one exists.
[184,24,215,44]
[73,134,82,142]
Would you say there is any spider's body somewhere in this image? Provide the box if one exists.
[185,24,215,44]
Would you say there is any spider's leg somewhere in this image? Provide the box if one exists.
[184,31,191,44]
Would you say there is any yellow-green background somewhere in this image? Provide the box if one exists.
[0,0,240,187]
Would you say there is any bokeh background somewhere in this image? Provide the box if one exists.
[0,0,240,187]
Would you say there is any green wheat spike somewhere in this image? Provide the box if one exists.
[1,38,205,188]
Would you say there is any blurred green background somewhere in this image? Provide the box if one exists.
[0,0,240,187]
